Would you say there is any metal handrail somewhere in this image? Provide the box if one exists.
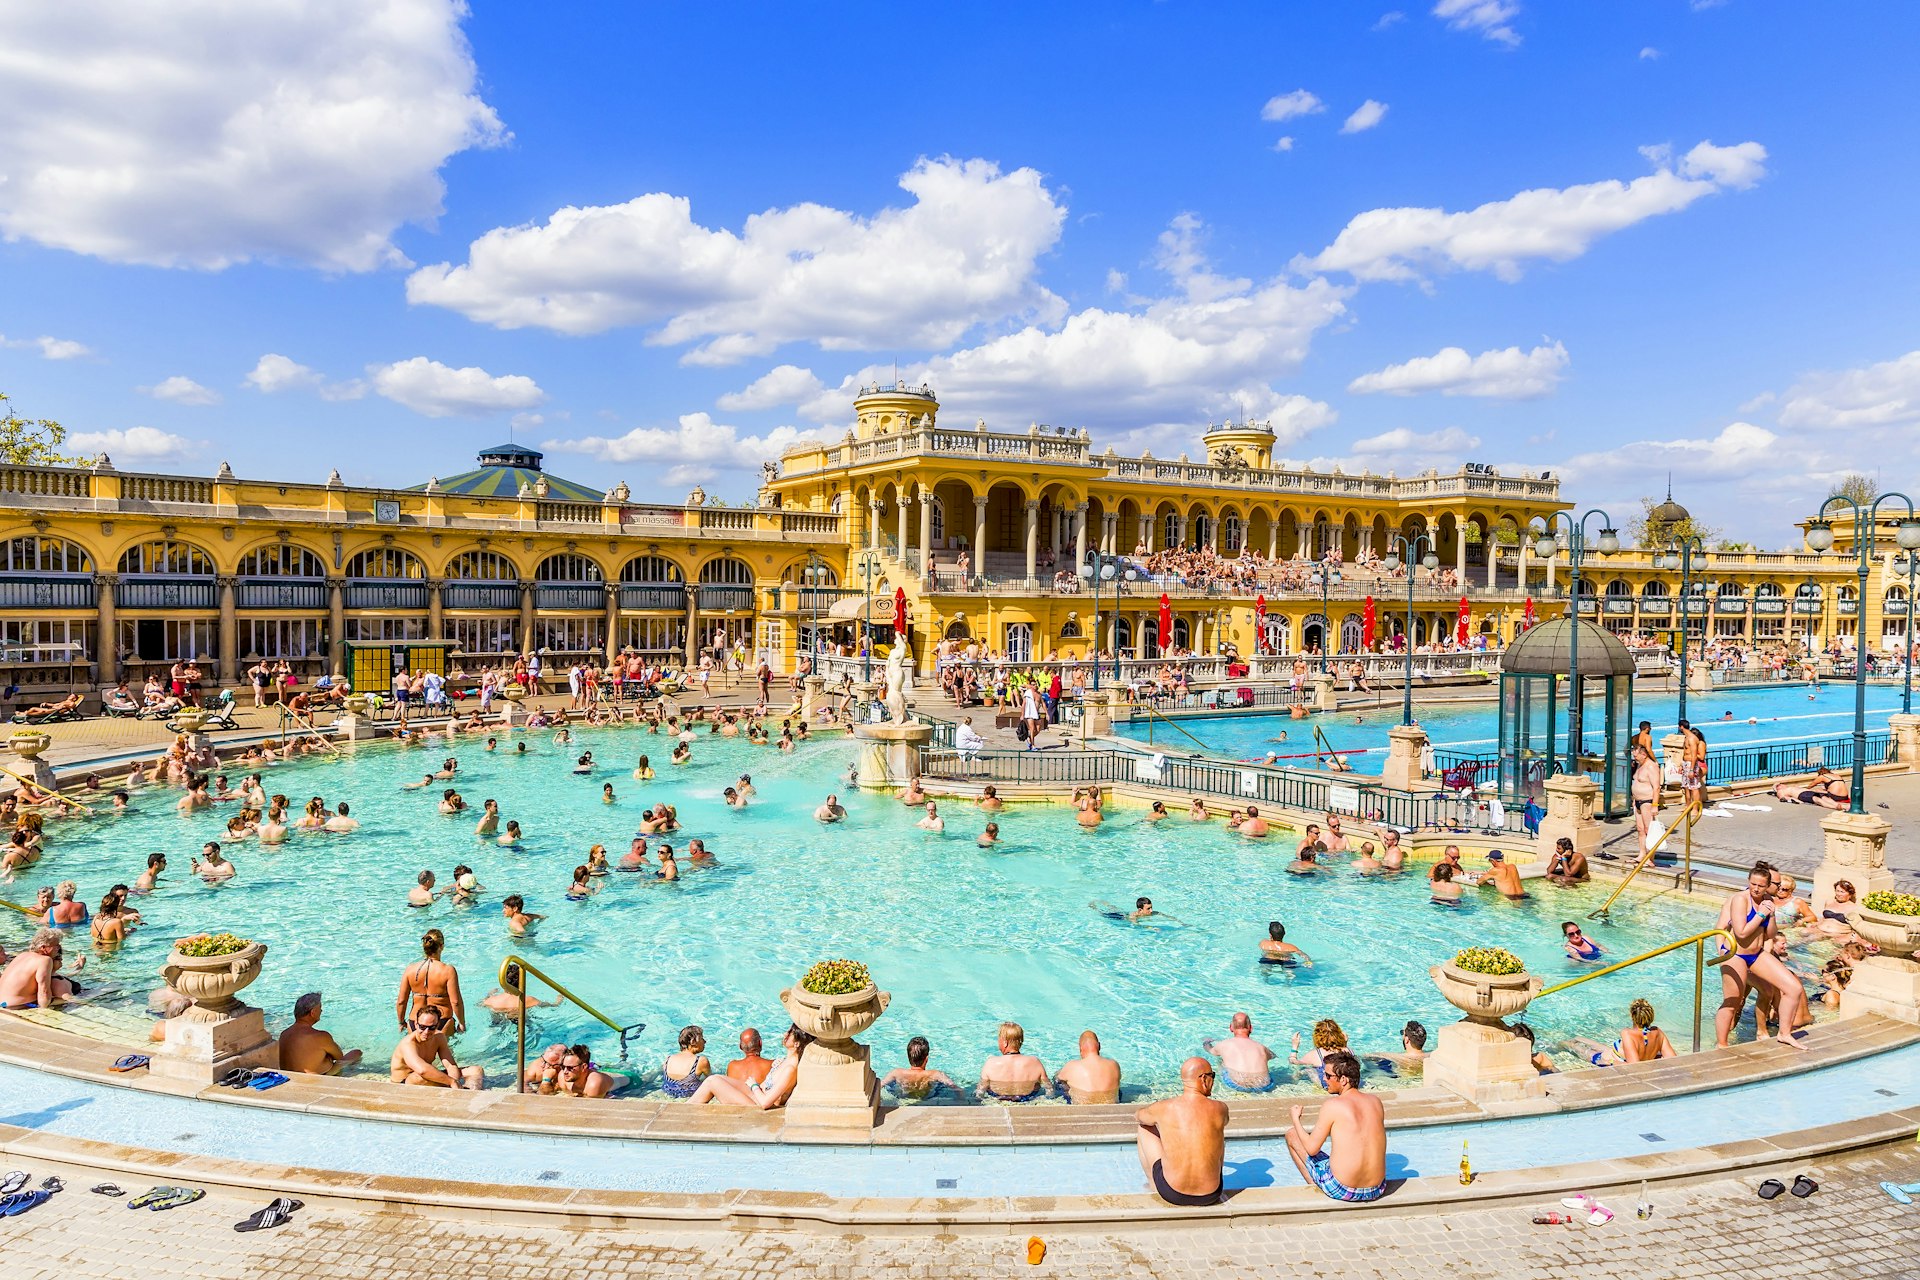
[1135,699,1218,753]
[498,955,646,1094]
[1535,927,1737,1053]
[277,703,343,755]
[1588,803,1701,920]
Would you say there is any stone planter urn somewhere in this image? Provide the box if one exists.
[162,938,267,1020]
[779,975,891,1130]
[7,731,52,760]
[1431,960,1544,1025]
[1851,907,1920,960]
[1843,903,1920,1025]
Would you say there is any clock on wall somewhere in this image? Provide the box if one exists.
[374,500,400,524]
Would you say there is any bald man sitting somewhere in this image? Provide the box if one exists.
[1054,1030,1122,1104]
[1135,1057,1229,1206]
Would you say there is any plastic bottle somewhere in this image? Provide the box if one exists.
[1531,1213,1570,1225]
[1459,1140,1472,1185]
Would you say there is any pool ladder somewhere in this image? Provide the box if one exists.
[498,956,646,1094]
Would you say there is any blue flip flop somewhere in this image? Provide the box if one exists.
[247,1071,289,1091]
[1,1190,50,1218]
[109,1054,150,1073]
[1883,1182,1917,1205]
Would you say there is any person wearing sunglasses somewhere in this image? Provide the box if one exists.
[1134,1057,1227,1206]
[388,1007,483,1089]
[1562,921,1604,962]
[1285,1050,1385,1203]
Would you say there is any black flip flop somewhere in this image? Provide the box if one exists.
[91,1184,125,1197]
[1758,1179,1787,1200]
[1790,1175,1819,1199]
[215,1068,250,1088]
[234,1197,304,1233]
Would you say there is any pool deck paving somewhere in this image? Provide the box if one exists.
[0,1139,1915,1279]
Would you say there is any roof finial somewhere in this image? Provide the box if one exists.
[1665,471,1673,502]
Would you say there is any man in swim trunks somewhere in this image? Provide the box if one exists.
[1285,1050,1386,1202]
[1630,741,1661,858]
[1546,836,1589,886]
[1258,921,1312,965]
[390,1006,484,1089]
[813,794,846,823]
[0,929,81,1008]
[1055,1029,1122,1104]
[1240,805,1270,838]
[977,1021,1051,1101]
[279,992,363,1075]
[1715,863,1810,1050]
[1474,850,1528,900]
[1135,1056,1227,1206]
[1204,1012,1276,1090]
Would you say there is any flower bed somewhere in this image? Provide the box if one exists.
[800,958,872,996]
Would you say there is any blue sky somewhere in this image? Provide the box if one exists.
[3,1,1918,543]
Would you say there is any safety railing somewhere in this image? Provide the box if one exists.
[277,704,343,755]
[499,955,646,1095]
[1534,927,1737,1053]
[1589,804,1701,921]
[1703,731,1891,787]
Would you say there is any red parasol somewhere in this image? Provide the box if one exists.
[1158,593,1173,655]
[1456,595,1470,645]
[1362,596,1376,651]
[1522,596,1536,631]
[892,586,907,632]
[1254,594,1267,654]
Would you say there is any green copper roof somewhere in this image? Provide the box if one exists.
[411,444,605,503]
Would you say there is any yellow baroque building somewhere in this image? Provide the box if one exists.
[0,388,1907,694]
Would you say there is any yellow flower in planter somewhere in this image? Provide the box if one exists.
[800,958,873,995]
[1452,946,1525,976]
[1863,891,1920,917]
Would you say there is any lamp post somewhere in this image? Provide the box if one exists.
[1379,534,1438,727]
[1309,565,1342,672]
[1527,510,1620,775]
[858,550,879,684]
[1660,535,1707,723]
[1896,550,1918,715]
[1805,494,1920,814]
[1075,552,1119,691]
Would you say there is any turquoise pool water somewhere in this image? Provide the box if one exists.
[1115,682,1906,774]
[8,728,1787,1097]
[1,1042,1912,1193]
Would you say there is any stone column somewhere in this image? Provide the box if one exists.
[1297,523,1311,559]
[1660,731,1688,792]
[1515,541,1528,595]
[1051,506,1064,554]
[1074,502,1089,570]
[216,576,239,684]
[1308,673,1338,713]
[94,573,118,685]
[603,583,621,657]
[327,578,345,675]
[868,501,883,551]
[1423,1016,1546,1105]
[1536,773,1601,858]
[1380,723,1431,791]
[427,577,445,641]
[896,497,909,560]
[1175,515,1189,551]
[917,489,933,577]
[1456,528,1468,581]
[1889,713,1920,772]
[518,581,537,655]
[683,590,699,664]
[972,497,988,572]
[1813,810,1894,905]
[1208,514,1221,553]
[1267,520,1279,560]
[1487,532,1498,588]
[1545,551,1556,594]
[1024,499,1040,582]
[1137,513,1151,552]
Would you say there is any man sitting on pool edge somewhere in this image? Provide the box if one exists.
[390,1006,484,1089]
[1285,1049,1386,1202]
[1135,1056,1228,1206]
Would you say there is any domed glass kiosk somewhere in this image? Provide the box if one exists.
[1496,618,1635,817]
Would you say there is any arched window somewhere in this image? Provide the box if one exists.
[2,535,92,574]
[929,497,945,542]
[698,557,753,585]
[1605,579,1633,598]
[536,553,603,582]
[119,540,214,575]
[1755,582,1784,599]
[1057,616,1082,639]
[238,544,326,577]
[621,556,685,583]
[1113,616,1133,651]
[1222,514,1243,553]
[445,551,518,581]
[1794,582,1822,600]
[1640,580,1670,598]
[345,548,424,579]
[1162,511,1180,550]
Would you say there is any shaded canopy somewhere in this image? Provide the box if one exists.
[1500,617,1635,677]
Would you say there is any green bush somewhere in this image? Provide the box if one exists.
[1452,946,1526,976]
[800,958,872,995]
[1863,891,1920,918]
[175,932,253,958]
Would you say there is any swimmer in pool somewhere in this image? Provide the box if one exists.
[501,894,542,935]
[565,865,596,900]
[439,789,467,815]
[1258,921,1312,965]
[814,795,846,823]
[736,774,756,798]
[1352,842,1382,874]
[585,845,609,877]
[409,870,439,908]
[978,822,1000,848]
[474,799,500,837]
[723,787,746,808]
[1240,806,1270,838]
[602,783,616,804]
[450,865,483,902]
[1147,800,1169,821]
[1188,798,1210,822]
[404,774,436,791]
[655,847,679,881]
[917,802,945,833]
[670,742,692,765]
[634,756,655,780]
[617,838,650,872]
[977,786,1004,813]
[1130,896,1155,922]
[573,752,594,774]
[498,820,524,846]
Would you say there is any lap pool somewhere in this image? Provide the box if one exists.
[7,727,1799,1098]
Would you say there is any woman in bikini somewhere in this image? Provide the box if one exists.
[1619,998,1676,1062]
[395,928,467,1035]
[1562,921,1604,962]
[1714,865,1809,1050]
[687,1026,811,1108]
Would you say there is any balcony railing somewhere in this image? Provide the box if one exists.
[534,582,607,611]
[695,584,754,611]
[121,475,213,505]
[344,579,430,610]
[238,578,327,610]
[118,576,217,609]
[443,583,521,611]
[0,574,96,609]
[619,583,687,611]
[536,501,602,525]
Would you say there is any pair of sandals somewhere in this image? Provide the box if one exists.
[125,1186,207,1211]
[1758,1175,1819,1200]
[216,1067,289,1091]
[0,1175,64,1217]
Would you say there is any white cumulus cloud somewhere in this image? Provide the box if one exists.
[545,412,815,487]
[141,376,222,406]
[0,0,503,272]
[716,365,828,413]
[1273,136,1296,153]
[1261,90,1325,123]
[371,357,544,418]
[0,334,92,360]
[801,215,1351,438]
[1341,100,1390,134]
[1348,341,1568,399]
[1432,0,1522,46]
[1300,139,1767,282]
[1778,350,1920,430]
[1557,420,1780,485]
[243,353,366,401]
[67,425,197,463]
[407,157,1068,364]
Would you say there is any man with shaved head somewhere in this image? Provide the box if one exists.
[1055,1030,1122,1104]
[1134,1056,1228,1205]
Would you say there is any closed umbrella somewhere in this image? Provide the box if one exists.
[1456,595,1470,645]
[1362,596,1377,651]
[1522,596,1537,631]
[892,587,908,633]
[1254,594,1267,654]
[1158,593,1173,656]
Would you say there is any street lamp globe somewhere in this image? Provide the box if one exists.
[1101,563,1116,582]
[1598,527,1621,554]
[1898,519,1920,551]
[1076,562,1093,581]
[1532,530,1557,560]
[1806,519,1836,552]
[1421,552,1439,571]
[1661,544,1681,571]
[1381,552,1401,573]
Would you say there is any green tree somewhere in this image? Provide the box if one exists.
[1628,494,1721,550]
[1826,473,1879,508]
[0,392,82,466]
